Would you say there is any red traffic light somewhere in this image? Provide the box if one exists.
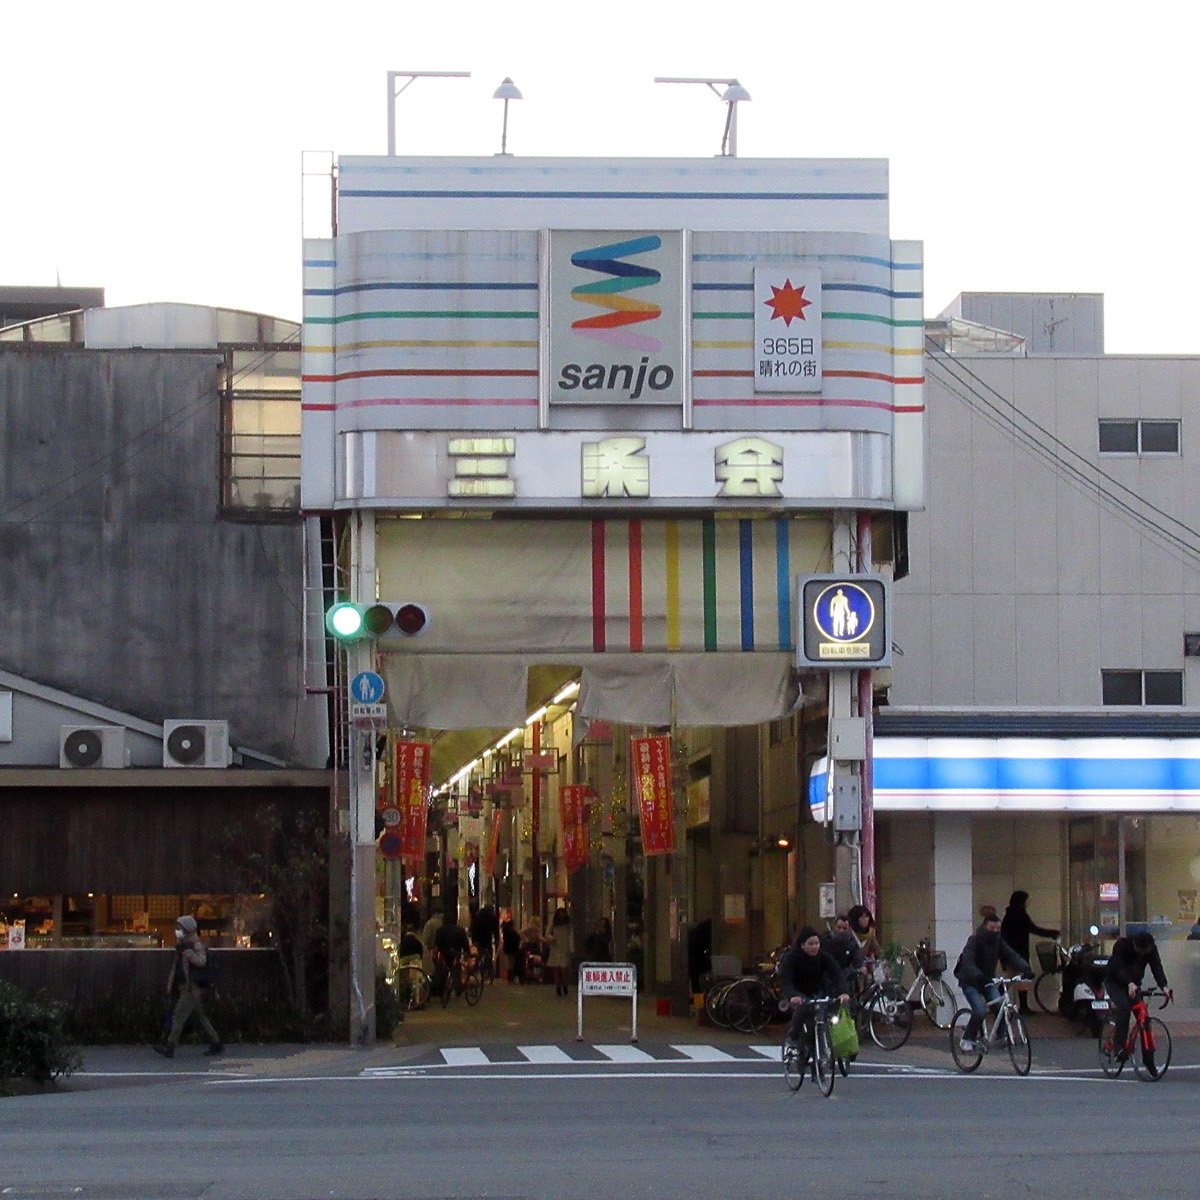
[395,603,428,636]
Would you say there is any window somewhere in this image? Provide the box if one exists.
[222,348,301,514]
[1098,418,1179,455]
[1102,669,1183,706]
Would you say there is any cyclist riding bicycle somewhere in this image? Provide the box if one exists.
[821,913,865,982]
[1104,930,1172,1062]
[779,925,851,1059]
[433,913,471,992]
[953,912,1031,1052]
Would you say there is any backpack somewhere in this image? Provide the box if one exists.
[190,949,220,989]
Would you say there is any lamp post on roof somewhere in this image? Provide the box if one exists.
[386,70,471,155]
[653,76,752,157]
[492,77,523,156]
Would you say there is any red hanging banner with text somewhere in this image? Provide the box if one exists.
[632,735,674,855]
[396,741,432,868]
[483,808,503,877]
[559,785,594,873]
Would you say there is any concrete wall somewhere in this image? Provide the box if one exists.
[0,349,325,766]
[894,354,1200,707]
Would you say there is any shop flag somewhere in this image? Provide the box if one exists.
[560,784,594,873]
[632,735,674,855]
[396,740,432,868]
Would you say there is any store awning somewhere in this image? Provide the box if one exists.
[810,737,1200,816]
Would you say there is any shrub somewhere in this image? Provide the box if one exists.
[0,981,82,1090]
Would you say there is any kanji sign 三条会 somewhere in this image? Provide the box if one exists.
[396,741,432,867]
[632,734,674,855]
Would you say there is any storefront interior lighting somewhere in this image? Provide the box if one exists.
[526,705,548,726]
[551,681,580,704]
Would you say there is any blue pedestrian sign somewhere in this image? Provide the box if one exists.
[349,671,386,705]
[796,574,891,668]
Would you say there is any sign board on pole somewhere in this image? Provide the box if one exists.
[350,702,388,725]
[819,882,837,919]
[576,961,638,1043]
[349,671,386,705]
[796,574,892,668]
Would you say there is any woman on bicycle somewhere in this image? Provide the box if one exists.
[1104,931,1172,1061]
[953,913,1030,1052]
[779,926,850,1057]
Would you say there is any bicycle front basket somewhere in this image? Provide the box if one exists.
[1035,941,1059,973]
[918,948,947,977]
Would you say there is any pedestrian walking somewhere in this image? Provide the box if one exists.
[548,907,573,996]
[1000,891,1058,1013]
[154,915,222,1058]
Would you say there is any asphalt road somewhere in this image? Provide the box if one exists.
[3,1038,1197,1200]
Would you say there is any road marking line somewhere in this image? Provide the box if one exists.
[441,1047,490,1066]
[594,1044,655,1063]
[671,1044,737,1062]
[749,1045,781,1059]
[518,1045,576,1064]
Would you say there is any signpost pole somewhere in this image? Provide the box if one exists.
[856,512,877,915]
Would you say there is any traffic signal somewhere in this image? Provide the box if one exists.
[324,601,429,643]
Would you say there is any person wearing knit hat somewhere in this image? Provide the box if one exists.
[778,926,850,1059]
[153,915,223,1059]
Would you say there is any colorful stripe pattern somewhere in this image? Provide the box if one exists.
[569,236,664,353]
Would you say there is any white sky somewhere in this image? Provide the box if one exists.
[3,0,1195,353]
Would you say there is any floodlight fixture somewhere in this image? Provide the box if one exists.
[654,76,752,156]
[386,69,471,155]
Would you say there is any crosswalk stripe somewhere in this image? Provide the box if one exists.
[594,1044,656,1063]
[750,1045,781,1059]
[441,1047,490,1066]
[517,1045,576,1064]
[671,1044,737,1062]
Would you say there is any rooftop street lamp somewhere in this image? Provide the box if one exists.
[653,76,752,157]
[386,69,471,155]
[492,77,523,155]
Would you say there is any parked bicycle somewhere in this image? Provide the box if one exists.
[394,962,432,1011]
[899,940,957,1028]
[1098,987,1172,1081]
[782,996,840,1097]
[949,976,1032,1075]
[850,961,913,1050]
[1032,937,1071,1013]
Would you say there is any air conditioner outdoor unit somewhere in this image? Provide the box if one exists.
[60,725,130,769]
[163,719,231,768]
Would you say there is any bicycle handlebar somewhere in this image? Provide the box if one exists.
[1137,986,1173,1010]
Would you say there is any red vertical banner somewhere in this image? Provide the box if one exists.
[396,741,432,868]
[560,785,594,873]
[632,735,674,855]
[483,809,503,877]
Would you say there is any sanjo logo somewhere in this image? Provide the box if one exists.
[558,234,675,400]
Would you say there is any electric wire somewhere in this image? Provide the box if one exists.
[925,343,1200,571]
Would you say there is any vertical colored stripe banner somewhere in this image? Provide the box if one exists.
[738,519,754,651]
[396,741,432,868]
[664,520,681,649]
[775,517,792,650]
[628,519,644,652]
[701,519,717,650]
[631,735,674,855]
[591,520,606,652]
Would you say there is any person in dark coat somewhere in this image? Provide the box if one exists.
[778,926,850,1056]
[821,914,865,988]
[1000,891,1058,1012]
[1103,931,1172,1061]
[953,913,1031,1050]
[687,917,713,993]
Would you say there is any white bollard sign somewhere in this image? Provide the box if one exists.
[576,961,638,1043]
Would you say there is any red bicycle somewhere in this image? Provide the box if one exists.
[1098,987,1172,1081]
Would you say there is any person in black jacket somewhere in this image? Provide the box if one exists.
[778,926,850,1056]
[1103,931,1172,1060]
[821,914,865,986]
[1001,891,1059,1013]
[953,913,1031,1050]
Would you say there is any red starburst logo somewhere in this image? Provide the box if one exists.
[763,278,812,326]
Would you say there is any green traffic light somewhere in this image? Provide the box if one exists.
[326,602,365,640]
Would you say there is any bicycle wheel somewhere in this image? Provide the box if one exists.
[782,1041,804,1092]
[440,968,455,1008]
[464,968,484,1007]
[1098,1020,1125,1078]
[739,979,776,1034]
[1133,1017,1171,1081]
[396,965,430,1011]
[866,983,913,1051]
[705,980,735,1029]
[920,977,957,1028]
[722,978,756,1032]
[1006,1012,1032,1076]
[949,1009,984,1072]
[813,1021,835,1097]
[1034,970,1061,1014]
